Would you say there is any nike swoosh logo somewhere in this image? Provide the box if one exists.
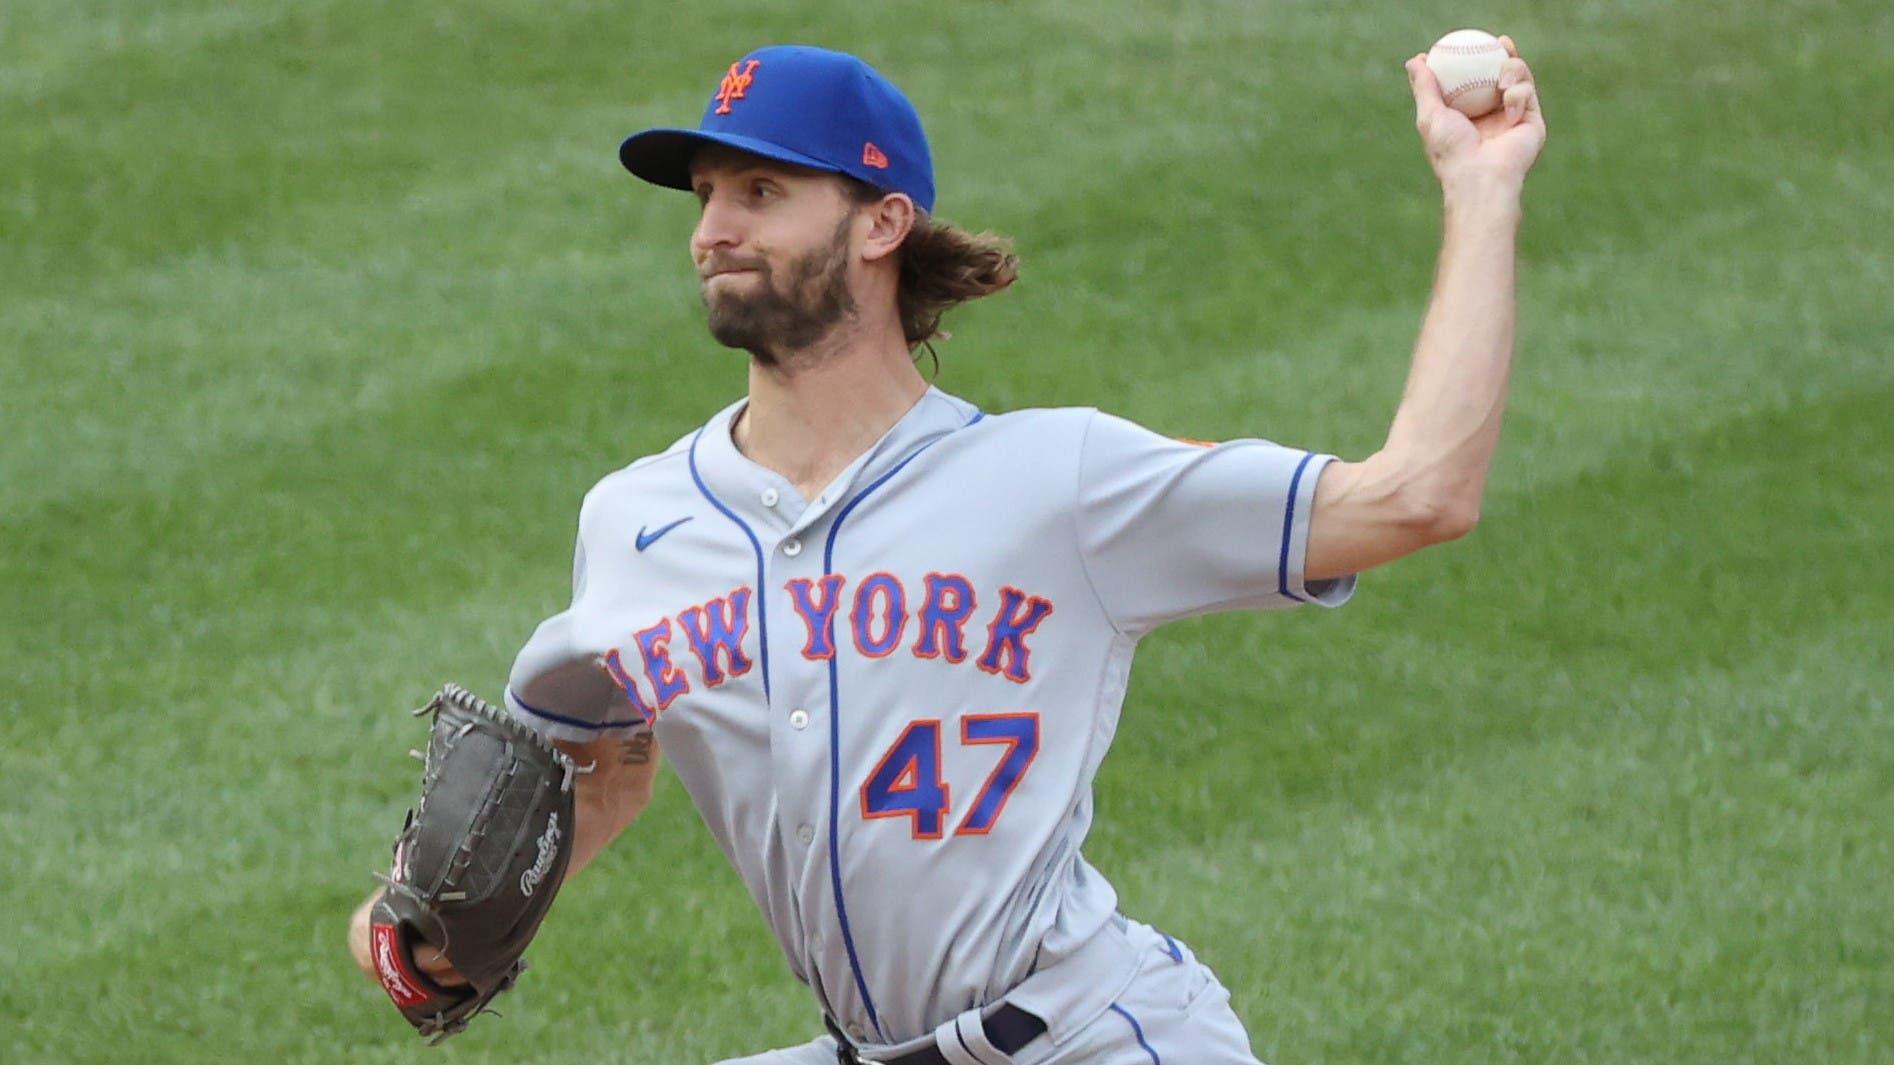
[635,517,693,552]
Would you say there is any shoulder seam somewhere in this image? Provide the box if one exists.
[1068,408,1131,640]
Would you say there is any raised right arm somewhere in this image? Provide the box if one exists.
[1304,39,1546,582]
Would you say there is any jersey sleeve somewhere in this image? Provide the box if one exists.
[504,524,650,744]
[1075,410,1356,634]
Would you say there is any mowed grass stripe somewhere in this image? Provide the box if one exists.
[1127,620,1891,1063]
[8,114,1890,587]
[1092,394,1893,1060]
[0,1,325,102]
[3,273,1884,746]
[9,625,1878,1064]
[1100,384,1889,832]
[10,1,1890,503]
[1,0,722,286]
[4,380,1885,1058]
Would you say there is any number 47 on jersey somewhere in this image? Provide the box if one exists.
[859,712,1040,839]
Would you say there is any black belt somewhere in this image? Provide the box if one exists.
[827,1005,1046,1065]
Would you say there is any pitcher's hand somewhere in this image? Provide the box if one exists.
[412,944,468,987]
[1406,36,1546,194]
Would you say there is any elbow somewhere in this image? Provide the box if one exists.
[1315,454,1482,575]
[1403,487,1481,544]
[1433,503,1480,543]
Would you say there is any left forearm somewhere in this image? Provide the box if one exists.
[557,733,660,881]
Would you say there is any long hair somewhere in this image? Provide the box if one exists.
[847,180,1019,350]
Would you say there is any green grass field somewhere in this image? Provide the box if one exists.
[4,1,1890,1061]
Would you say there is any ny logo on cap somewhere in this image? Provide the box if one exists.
[714,59,761,115]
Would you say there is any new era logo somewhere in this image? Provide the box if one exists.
[862,142,889,169]
[715,59,761,115]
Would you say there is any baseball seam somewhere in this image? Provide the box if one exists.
[1433,42,1505,55]
[1443,77,1498,103]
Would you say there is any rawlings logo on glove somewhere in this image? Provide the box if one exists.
[369,684,582,1042]
[519,813,562,898]
[371,923,429,1007]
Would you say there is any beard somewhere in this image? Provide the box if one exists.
[701,217,858,366]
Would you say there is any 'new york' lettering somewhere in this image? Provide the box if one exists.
[603,575,1056,716]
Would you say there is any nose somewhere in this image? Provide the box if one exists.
[690,195,744,264]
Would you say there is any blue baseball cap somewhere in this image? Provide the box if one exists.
[619,45,937,213]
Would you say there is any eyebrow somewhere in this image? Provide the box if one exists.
[692,165,771,187]
[690,154,826,184]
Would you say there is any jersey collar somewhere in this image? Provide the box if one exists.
[692,385,983,535]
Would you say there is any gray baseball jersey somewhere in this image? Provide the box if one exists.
[505,386,1353,1049]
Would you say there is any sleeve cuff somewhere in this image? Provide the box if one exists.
[1302,574,1357,607]
[1279,452,1358,608]
[505,686,649,745]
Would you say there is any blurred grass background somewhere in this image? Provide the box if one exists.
[2,0,1890,1060]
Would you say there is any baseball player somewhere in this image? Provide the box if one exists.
[350,41,1544,1064]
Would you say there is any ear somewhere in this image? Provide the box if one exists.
[858,193,916,264]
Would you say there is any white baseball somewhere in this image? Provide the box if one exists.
[1426,28,1507,118]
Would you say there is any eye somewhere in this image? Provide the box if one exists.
[751,179,780,201]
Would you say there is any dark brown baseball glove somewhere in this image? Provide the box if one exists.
[367,684,582,1042]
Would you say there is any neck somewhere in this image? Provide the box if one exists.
[733,315,928,502]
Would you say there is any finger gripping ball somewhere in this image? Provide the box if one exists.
[1427,29,1507,117]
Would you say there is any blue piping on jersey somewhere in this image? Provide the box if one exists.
[820,408,983,1044]
[509,687,642,730]
[1276,451,1318,604]
[688,428,772,702]
[1109,1002,1161,1064]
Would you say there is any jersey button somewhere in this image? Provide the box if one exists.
[761,488,779,507]
[788,709,810,730]
[797,824,815,844]
[782,537,803,557]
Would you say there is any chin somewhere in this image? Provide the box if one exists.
[705,312,766,354]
